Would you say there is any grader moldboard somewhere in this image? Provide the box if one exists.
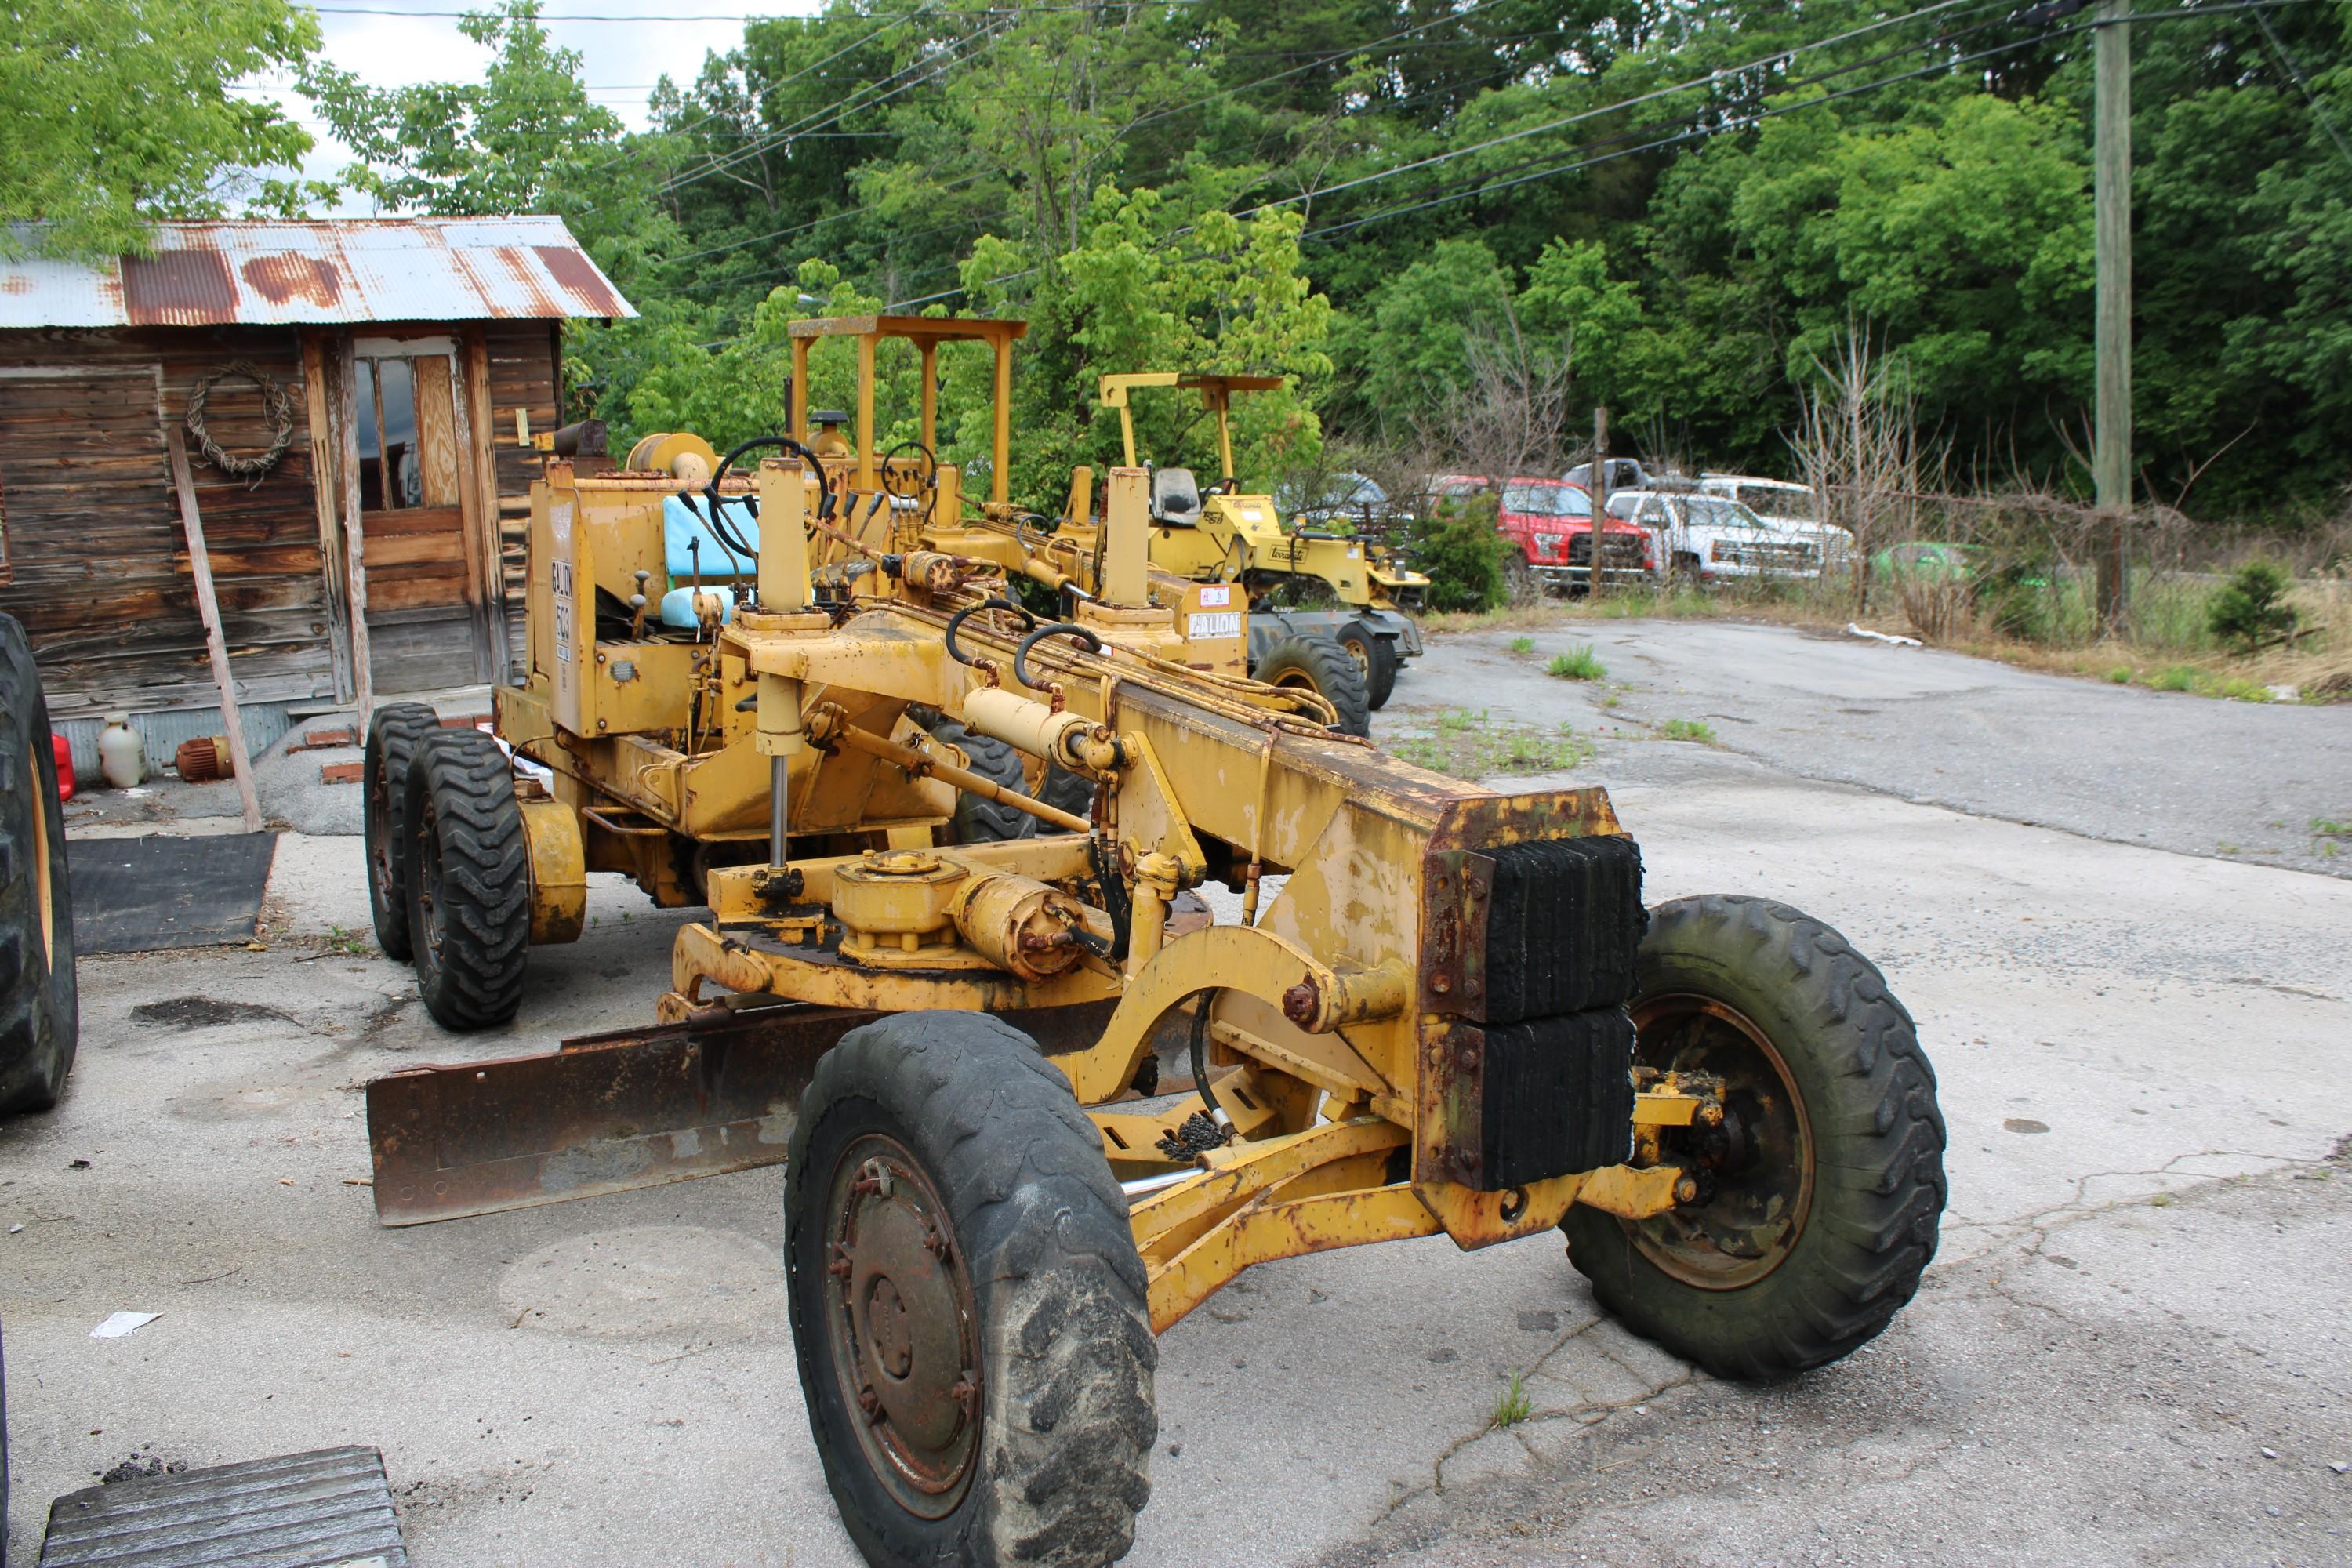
[361,314,1947,1568]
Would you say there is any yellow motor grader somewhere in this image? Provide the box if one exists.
[360,315,1946,1568]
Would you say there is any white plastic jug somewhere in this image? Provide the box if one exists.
[98,714,147,789]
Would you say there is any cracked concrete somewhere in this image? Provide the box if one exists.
[4,619,2346,1565]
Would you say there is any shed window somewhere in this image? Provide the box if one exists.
[355,355,461,511]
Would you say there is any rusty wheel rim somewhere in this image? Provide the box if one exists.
[1625,994,1814,1291]
[1342,639,1372,679]
[368,763,399,910]
[413,808,444,962]
[822,1132,982,1519]
[1271,669,1320,695]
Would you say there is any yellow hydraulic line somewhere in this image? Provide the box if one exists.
[828,723,1090,833]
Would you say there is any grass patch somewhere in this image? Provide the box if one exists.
[1656,718,1717,744]
[2315,818,2351,838]
[1546,644,1607,681]
[1507,635,1536,656]
[1394,709,1595,779]
[1493,1372,1534,1428]
[2146,664,2272,702]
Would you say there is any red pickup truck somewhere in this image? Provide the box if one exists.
[1432,475,1654,597]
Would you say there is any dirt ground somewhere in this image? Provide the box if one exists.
[4,618,2347,1566]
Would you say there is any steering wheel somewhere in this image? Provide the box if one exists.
[705,434,833,555]
[880,439,936,501]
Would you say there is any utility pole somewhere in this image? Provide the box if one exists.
[1589,404,1610,600]
[2093,0,2132,630]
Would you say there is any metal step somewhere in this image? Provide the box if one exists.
[38,1446,406,1567]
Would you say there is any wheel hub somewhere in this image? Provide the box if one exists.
[1626,994,1815,1290]
[824,1137,981,1517]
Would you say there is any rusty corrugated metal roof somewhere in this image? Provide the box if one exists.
[0,216,636,328]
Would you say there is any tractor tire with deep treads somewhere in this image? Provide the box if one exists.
[363,702,443,961]
[1254,634,1370,737]
[1336,619,1399,710]
[1039,763,1098,823]
[786,1011,1155,1568]
[1562,895,1945,1378]
[926,717,1040,844]
[0,613,75,1115]
[401,729,529,1030]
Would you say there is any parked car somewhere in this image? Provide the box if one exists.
[1873,540,1980,582]
[1431,474,1652,597]
[1276,470,1391,533]
[1607,488,1850,584]
[1694,475,1853,564]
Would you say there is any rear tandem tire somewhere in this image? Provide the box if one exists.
[402,729,530,1030]
[364,702,444,962]
[1254,633,1371,737]
[925,717,1040,844]
[1337,619,1399,710]
[0,613,76,1115]
[1561,895,1946,1378]
[786,1011,1156,1568]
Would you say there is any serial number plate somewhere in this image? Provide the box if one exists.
[1187,612,1242,641]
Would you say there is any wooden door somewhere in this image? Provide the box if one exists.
[352,341,488,694]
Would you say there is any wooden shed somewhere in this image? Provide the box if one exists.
[0,216,633,763]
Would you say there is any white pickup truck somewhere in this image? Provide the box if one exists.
[1608,477,1853,583]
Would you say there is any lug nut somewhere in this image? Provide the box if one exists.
[1674,1175,1700,1204]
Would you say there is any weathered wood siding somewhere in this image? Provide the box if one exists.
[0,320,568,714]
[0,325,334,720]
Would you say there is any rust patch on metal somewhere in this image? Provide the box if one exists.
[241,252,343,307]
[533,245,624,316]
[122,247,238,325]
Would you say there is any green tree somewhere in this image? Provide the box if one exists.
[0,0,321,259]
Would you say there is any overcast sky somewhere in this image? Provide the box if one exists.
[245,0,822,209]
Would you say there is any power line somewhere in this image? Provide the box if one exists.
[307,0,1200,16]
[646,15,1009,201]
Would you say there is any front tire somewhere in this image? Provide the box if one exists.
[364,702,442,961]
[786,1012,1155,1568]
[1337,619,1399,710]
[0,614,75,1115]
[402,729,529,1030]
[1503,555,1542,607]
[1562,895,1945,1377]
[1254,634,1370,737]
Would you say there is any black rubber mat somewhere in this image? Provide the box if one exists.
[67,833,278,954]
[39,1445,407,1566]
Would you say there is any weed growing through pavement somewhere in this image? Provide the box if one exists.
[1546,644,1606,681]
[1493,1372,1534,1428]
[2316,818,2349,858]
[1507,635,1536,656]
[1657,718,1717,744]
[1394,710,1594,779]
[324,926,371,956]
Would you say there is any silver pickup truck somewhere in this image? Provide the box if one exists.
[1608,477,1854,583]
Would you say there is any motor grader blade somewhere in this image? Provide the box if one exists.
[365,1004,865,1225]
[365,998,1185,1225]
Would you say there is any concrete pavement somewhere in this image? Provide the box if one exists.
[4,619,2347,1566]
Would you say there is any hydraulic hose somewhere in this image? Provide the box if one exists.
[942,597,1036,668]
[1012,622,1104,689]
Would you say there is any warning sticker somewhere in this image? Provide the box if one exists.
[1198,585,1233,608]
[1187,612,1242,641]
